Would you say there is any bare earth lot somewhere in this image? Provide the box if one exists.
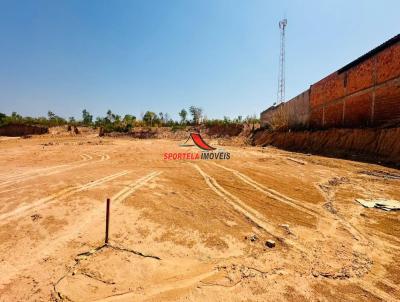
[0,135,399,301]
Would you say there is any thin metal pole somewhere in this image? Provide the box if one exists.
[105,198,110,244]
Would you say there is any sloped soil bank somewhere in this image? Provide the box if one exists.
[204,124,244,137]
[0,123,48,137]
[252,127,400,166]
[104,124,251,140]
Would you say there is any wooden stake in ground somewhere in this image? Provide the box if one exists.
[105,198,110,245]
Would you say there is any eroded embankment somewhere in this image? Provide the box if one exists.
[105,124,250,140]
[0,123,48,137]
[252,127,400,166]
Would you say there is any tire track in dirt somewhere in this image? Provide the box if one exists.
[0,171,162,285]
[207,164,398,301]
[0,170,129,224]
[194,163,393,300]
[94,269,216,302]
[0,184,33,195]
[355,280,399,302]
[48,171,163,250]
[315,178,368,243]
[212,162,367,244]
[81,154,93,161]
[0,154,91,184]
[314,178,400,301]
[210,162,320,218]
[192,163,307,254]
[112,171,162,203]
[0,153,110,188]
[100,154,110,161]
[0,153,92,183]
[0,164,69,183]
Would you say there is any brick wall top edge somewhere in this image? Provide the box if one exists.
[311,39,400,88]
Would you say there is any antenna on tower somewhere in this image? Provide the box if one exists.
[277,18,287,104]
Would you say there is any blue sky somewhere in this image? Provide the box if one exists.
[0,0,399,120]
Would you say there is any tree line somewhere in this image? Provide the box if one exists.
[0,106,259,132]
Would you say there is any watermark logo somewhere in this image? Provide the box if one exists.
[180,132,216,150]
[163,132,231,160]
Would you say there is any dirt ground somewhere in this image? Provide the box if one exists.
[0,134,399,301]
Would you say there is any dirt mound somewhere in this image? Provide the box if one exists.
[252,127,400,165]
[0,123,48,137]
[104,127,187,139]
[103,125,252,143]
[133,125,247,140]
[203,124,244,137]
[48,125,97,136]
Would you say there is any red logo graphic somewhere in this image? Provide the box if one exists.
[164,132,229,160]
[180,132,216,151]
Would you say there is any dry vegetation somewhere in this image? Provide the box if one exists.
[267,105,289,131]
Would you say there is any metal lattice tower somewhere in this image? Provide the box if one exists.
[277,18,287,104]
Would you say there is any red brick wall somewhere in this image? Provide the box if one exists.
[376,42,400,84]
[324,101,344,127]
[374,79,400,124]
[309,40,400,128]
[309,106,323,128]
[347,59,374,94]
[260,90,310,128]
[310,73,346,108]
[344,92,373,127]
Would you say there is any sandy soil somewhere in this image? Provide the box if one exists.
[0,135,399,301]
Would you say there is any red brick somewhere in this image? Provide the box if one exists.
[324,101,344,128]
[344,92,372,127]
[347,59,374,94]
[310,73,346,109]
[272,38,400,130]
[309,107,323,128]
[374,79,400,124]
[376,42,400,84]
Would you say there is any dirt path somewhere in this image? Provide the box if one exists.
[0,136,399,301]
[0,153,109,188]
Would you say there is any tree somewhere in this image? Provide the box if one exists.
[164,113,170,121]
[223,116,231,124]
[95,116,104,127]
[123,114,136,124]
[82,109,93,125]
[106,109,115,123]
[0,112,6,125]
[143,111,156,127]
[189,106,203,124]
[122,114,136,131]
[47,111,56,120]
[10,112,22,122]
[245,114,259,130]
[69,117,76,123]
[178,109,187,124]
